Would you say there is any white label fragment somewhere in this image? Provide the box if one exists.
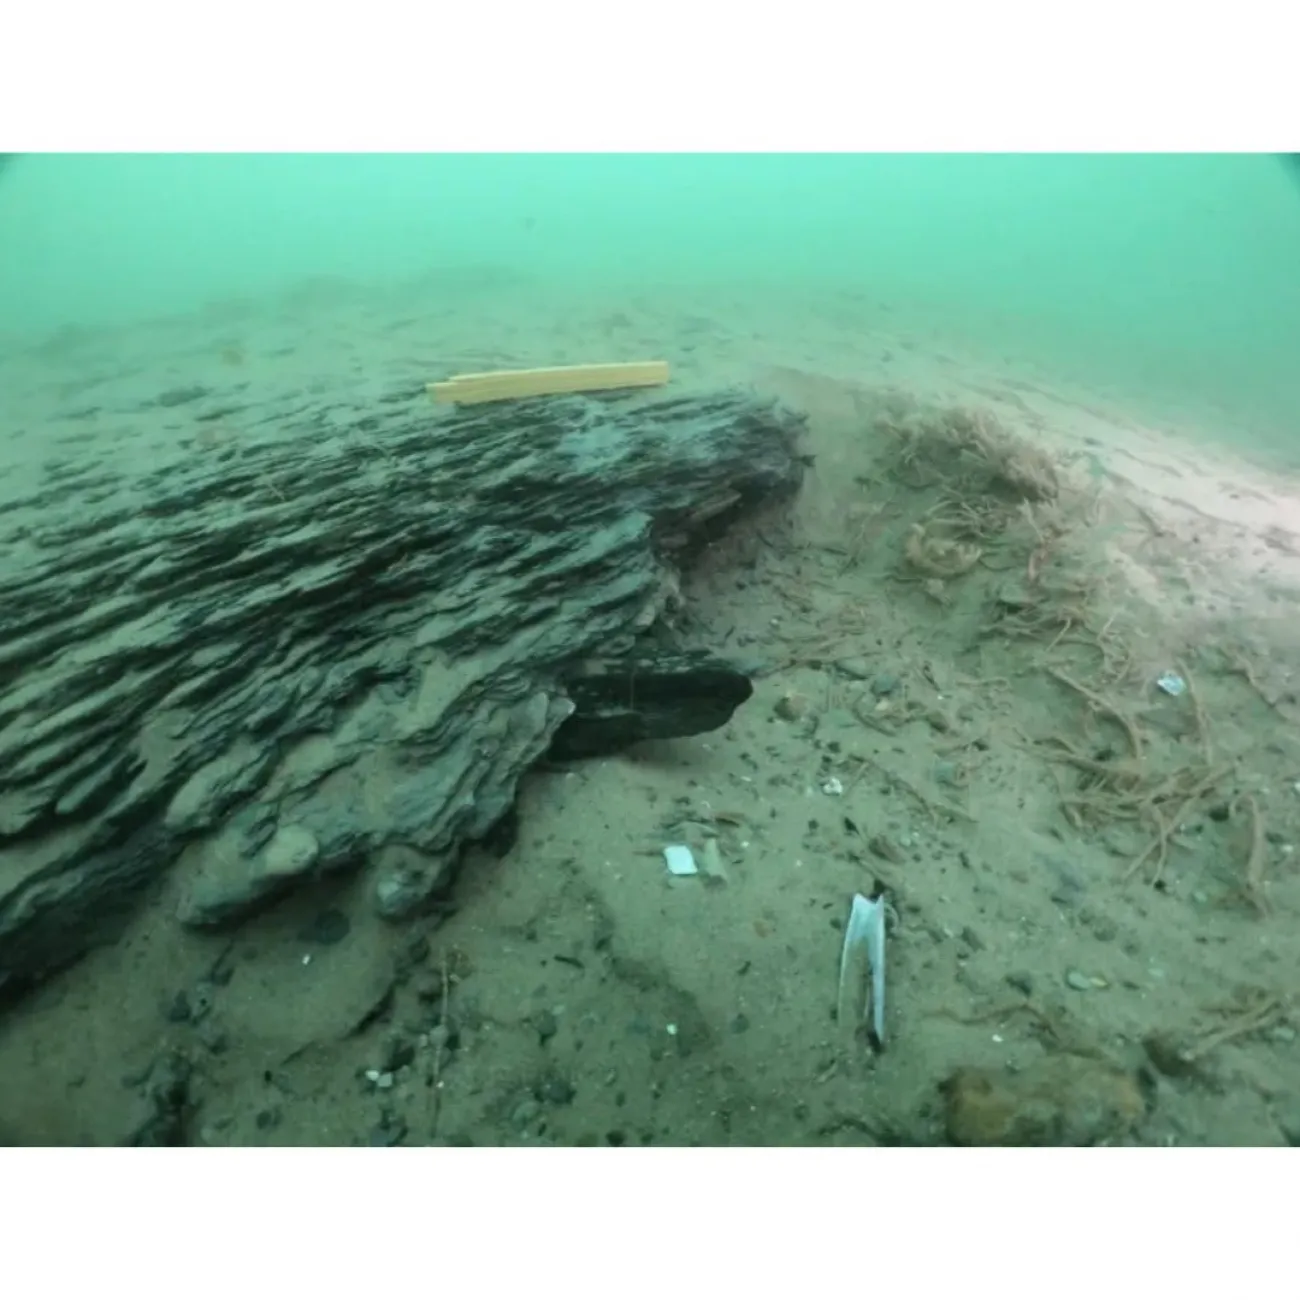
[663,844,699,876]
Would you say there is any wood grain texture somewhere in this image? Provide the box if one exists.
[0,377,804,1000]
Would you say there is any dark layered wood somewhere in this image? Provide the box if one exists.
[0,381,804,997]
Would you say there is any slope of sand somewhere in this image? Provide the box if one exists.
[2,272,1299,1147]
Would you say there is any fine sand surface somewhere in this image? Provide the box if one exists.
[2,272,1300,1146]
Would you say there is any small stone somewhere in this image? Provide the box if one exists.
[375,1072,395,1090]
[934,760,960,787]
[730,1013,751,1034]
[378,1032,415,1074]
[943,1057,1145,1146]
[959,925,985,953]
[533,1009,559,1045]
[539,1075,576,1106]
[836,657,872,681]
[774,692,810,722]
[1269,1025,1297,1044]
[871,672,900,697]
[869,833,907,864]
[297,907,351,946]
[1065,969,1092,991]
[195,1021,228,1054]
[369,1110,408,1146]
[511,1098,542,1128]
[165,991,192,1024]
[1006,971,1034,997]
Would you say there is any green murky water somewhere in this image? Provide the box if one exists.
[1,153,1297,445]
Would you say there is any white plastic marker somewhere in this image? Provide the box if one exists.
[663,844,699,877]
[837,892,887,1046]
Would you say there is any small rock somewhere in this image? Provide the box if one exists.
[959,925,985,953]
[297,907,351,946]
[538,1075,576,1106]
[836,657,872,681]
[730,1013,751,1034]
[1006,971,1034,997]
[195,1021,229,1054]
[188,983,215,1022]
[165,991,193,1024]
[871,672,900,697]
[943,1056,1146,1146]
[533,1009,559,1045]
[369,1109,408,1146]
[378,1032,415,1074]
[177,823,320,928]
[371,845,455,921]
[934,760,960,787]
[1065,969,1092,991]
[774,691,810,722]
[869,833,907,864]
[511,1098,542,1129]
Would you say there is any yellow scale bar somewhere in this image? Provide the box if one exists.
[427,361,670,406]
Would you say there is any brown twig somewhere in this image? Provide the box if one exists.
[844,752,974,823]
[1179,661,1212,764]
[1047,667,1144,763]
[1230,792,1270,916]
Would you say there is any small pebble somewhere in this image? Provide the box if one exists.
[297,908,351,946]
[1006,971,1034,997]
[540,1076,576,1106]
[533,1009,559,1045]
[165,991,192,1024]
[775,692,810,722]
[836,657,872,681]
[512,1098,542,1128]
[871,672,900,697]
[378,1032,415,1073]
[1065,969,1092,991]
[369,1111,408,1147]
[869,833,907,864]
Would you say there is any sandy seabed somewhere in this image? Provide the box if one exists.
[3,271,1300,1147]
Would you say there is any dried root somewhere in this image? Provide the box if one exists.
[1229,792,1270,916]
